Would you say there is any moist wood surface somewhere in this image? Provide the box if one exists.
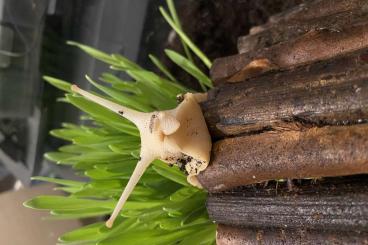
[246,0,367,36]
[238,8,368,54]
[207,176,368,231]
[202,50,368,138]
[198,124,368,192]
[217,225,368,245]
[268,0,365,26]
[211,18,368,83]
[201,0,368,240]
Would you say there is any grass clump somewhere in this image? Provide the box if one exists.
[24,1,216,244]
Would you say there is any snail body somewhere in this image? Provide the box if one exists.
[71,85,211,228]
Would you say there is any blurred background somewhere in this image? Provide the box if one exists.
[0,0,159,189]
[0,0,303,244]
[0,1,169,243]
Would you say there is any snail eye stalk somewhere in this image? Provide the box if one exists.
[106,155,154,228]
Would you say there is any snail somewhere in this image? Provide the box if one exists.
[71,85,211,228]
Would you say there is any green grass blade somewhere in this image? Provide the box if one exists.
[50,208,111,220]
[44,152,77,165]
[61,122,79,129]
[165,49,212,90]
[180,224,216,245]
[99,73,142,95]
[111,54,142,70]
[169,187,198,202]
[43,76,72,92]
[59,144,109,154]
[166,0,193,62]
[31,176,84,187]
[127,69,184,96]
[85,75,152,112]
[108,143,139,155]
[67,41,119,66]
[59,222,105,243]
[98,227,196,245]
[148,54,178,83]
[66,94,139,136]
[152,160,189,187]
[23,195,115,210]
[159,6,212,69]
[53,186,81,194]
[66,152,124,163]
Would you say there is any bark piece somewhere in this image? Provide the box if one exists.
[249,0,367,35]
[202,50,368,137]
[211,19,368,84]
[207,176,368,231]
[217,225,368,245]
[238,8,368,54]
[197,124,368,192]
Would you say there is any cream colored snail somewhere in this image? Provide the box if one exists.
[71,85,211,228]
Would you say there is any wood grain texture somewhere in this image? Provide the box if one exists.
[238,8,368,54]
[211,19,368,84]
[207,176,368,231]
[248,0,366,36]
[217,225,368,245]
[203,1,368,241]
[202,50,368,137]
[197,124,368,192]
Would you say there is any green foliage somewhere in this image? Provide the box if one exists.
[24,1,215,244]
[165,49,213,90]
[149,54,178,83]
[43,76,73,93]
[166,0,193,63]
[159,1,212,69]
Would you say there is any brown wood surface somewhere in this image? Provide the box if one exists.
[238,8,368,54]
[217,225,368,245]
[248,0,366,36]
[207,176,368,231]
[202,50,368,138]
[198,124,368,192]
[211,19,368,84]
[202,0,368,241]
[268,0,365,24]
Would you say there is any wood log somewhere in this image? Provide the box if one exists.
[248,0,367,36]
[207,176,368,231]
[217,225,368,245]
[238,8,368,54]
[210,19,368,84]
[204,1,368,242]
[197,124,368,192]
[202,50,368,137]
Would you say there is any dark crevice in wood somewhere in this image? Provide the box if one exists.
[198,124,368,192]
[216,126,275,142]
[208,176,368,232]
[212,175,368,197]
[217,225,368,245]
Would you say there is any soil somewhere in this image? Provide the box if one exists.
[161,0,306,90]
